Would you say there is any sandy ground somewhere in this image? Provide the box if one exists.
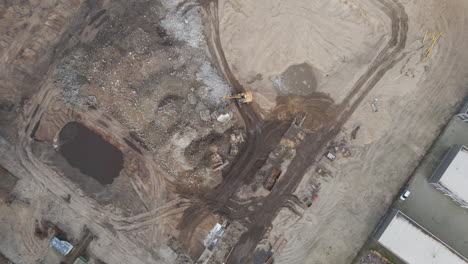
[219,0,388,111]
[259,0,468,263]
[1,0,468,263]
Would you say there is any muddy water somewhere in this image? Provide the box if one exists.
[58,121,123,185]
[272,63,318,96]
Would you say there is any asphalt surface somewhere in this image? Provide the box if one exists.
[395,116,468,259]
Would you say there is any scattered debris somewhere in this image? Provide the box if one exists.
[213,161,229,172]
[294,112,306,126]
[211,153,229,171]
[359,251,392,264]
[325,151,336,161]
[196,63,231,106]
[326,141,352,160]
[55,48,88,106]
[303,196,312,207]
[228,132,244,157]
[188,93,197,105]
[229,144,239,156]
[224,247,235,264]
[340,146,352,158]
[264,168,282,191]
[87,95,97,105]
[302,194,319,208]
[351,125,360,140]
[371,98,379,112]
[200,110,211,122]
[316,167,330,176]
[217,113,232,123]
[211,153,223,166]
[230,133,244,144]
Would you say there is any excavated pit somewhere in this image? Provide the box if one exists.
[58,121,123,185]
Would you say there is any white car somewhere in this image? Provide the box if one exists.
[400,190,411,200]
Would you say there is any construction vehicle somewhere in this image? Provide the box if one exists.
[264,235,288,263]
[423,30,442,58]
[221,91,253,104]
[264,168,282,191]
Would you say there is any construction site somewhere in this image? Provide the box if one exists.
[1,0,468,263]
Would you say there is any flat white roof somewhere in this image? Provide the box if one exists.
[377,211,467,264]
[439,146,468,202]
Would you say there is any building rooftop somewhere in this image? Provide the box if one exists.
[374,210,468,264]
[429,145,468,207]
[437,146,468,202]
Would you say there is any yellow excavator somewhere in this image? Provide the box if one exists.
[221,91,253,104]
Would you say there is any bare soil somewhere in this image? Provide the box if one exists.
[1,0,468,264]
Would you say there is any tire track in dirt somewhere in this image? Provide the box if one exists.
[9,81,177,263]
[192,0,409,263]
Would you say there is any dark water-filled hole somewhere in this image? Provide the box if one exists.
[58,121,123,185]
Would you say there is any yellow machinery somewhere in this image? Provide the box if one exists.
[422,30,442,58]
[221,91,253,104]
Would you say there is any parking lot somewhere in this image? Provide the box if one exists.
[393,112,468,258]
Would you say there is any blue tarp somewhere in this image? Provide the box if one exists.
[51,237,74,255]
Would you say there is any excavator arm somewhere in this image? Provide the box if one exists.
[222,95,243,99]
[221,92,253,103]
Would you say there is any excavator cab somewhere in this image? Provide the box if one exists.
[221,91,253,104]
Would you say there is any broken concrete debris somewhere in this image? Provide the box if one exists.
[371,98,379,112]
[211,153,223,166]
[200,110,211,122]
[216,113,231,123]
[211,153,229,171]
[229,144,239,156]
[326,141,352,161]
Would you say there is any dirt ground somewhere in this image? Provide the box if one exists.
[1,0,468,264]
[255,0,468,263]
[1,0,238,262]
